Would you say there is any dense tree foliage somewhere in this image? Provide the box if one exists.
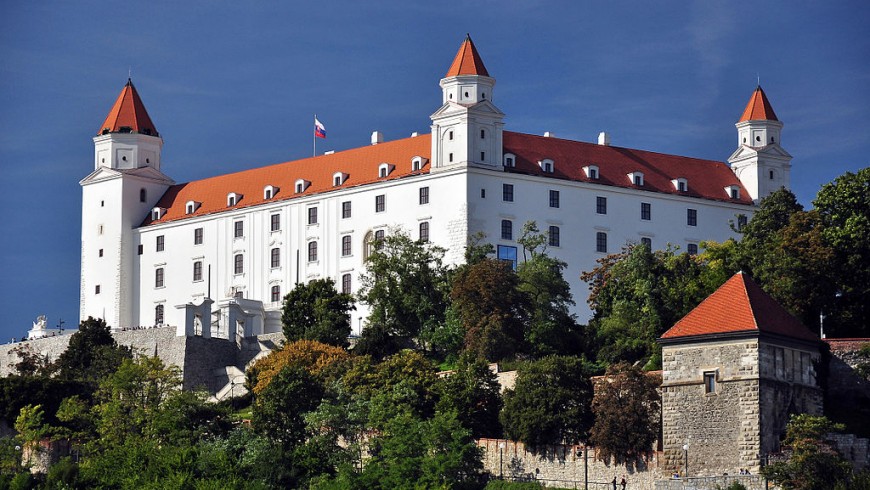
[281,278,355,348]
[589,363,661,464]
[247,339,349,395]
[53,317,132,383]
[436,355,503,439]
[760,414,853,490]
[500,356,594,448]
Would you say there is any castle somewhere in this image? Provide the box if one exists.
[78,36,789,337]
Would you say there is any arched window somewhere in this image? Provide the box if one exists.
[155,304,164,325]
[271,285,281,303]
[307,241,318,262]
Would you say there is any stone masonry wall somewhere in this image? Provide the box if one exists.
[661,340,761,476]
[478,438,662,489]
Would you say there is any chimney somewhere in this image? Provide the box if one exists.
[544,131,554,138]
[371,131,384,145]
[598,132,610,146]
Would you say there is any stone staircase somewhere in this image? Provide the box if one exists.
[210,333,283,402]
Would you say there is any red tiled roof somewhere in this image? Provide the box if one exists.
[145,135,432,225]
[661,272,818,342]
[503,132,753,204]
[445,35,489,77]
[145,130,754,226]
[738,86,778,122]
[98,79,159,136]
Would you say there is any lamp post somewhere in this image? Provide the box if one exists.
[498,441,505,479]
[683,444,689,479]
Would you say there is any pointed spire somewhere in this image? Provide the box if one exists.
[445,34,489,77]
[738,85,779,122]
[98,79,159,136]
[661,272,816,341]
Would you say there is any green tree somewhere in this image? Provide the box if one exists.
[589,363,661,464]
[500,356,594,447]
[813,167,870,337]
[761,414,852,490]
[53,317,132,383]
[451,257,529,361]
[253,364,324,451]
[357,230,451,357]
[282,277,355,348]
[436,354,503,438]
[516,222,582,357]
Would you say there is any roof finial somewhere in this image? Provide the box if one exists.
[756,73,760,88]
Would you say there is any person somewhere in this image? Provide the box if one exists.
[620,476,627,489]
[672,469,680,479]
[612,476,617,490]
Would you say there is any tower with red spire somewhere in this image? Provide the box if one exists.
[80,79,173,329]
[728,86,792,203]
[430,35,505,171]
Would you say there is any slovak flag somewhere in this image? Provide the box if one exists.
[314,117,327,139]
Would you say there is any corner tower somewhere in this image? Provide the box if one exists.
[80,80,173,329]
[728,86,792,203]
[430,35,505,171]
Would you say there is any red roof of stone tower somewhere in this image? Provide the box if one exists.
[98,79,159,136]
[660,272,817,342]
[738,86,779,122]
[445,34,489,77]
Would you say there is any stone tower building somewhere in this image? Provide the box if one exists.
[658,272,822,476]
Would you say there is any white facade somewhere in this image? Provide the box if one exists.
[80,38,783,336]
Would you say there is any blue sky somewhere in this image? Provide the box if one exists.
[1,2,868,341]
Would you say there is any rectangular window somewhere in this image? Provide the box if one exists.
[503,184,514,202]
[194,228,203,245]
[271,285,281,303]
[737,215,748,231]
[234,220,244,238]
[193,261,203,281]
[501,219,513,240]
[271,248,280,268]
[596,196,607,214]
[234,254,243,274]
[548,226,560,247]
[687,208,697,226]
[596,232,608,253]
[155,267,164,288]
[419,187,429,205]
[138,244,143,255]
[375,194,385,212]
[419,221,430,242]
[308,241,318,262]
[641,202,651,221]
[155,304,164,325]
[342,201,352,219]
[156,235,164,252]
[374,229,385,251]
[342,235,352,256]
[98,249,103,257]
[497,245,518,270]
[481,189,486,199]
[703,372,716,394]
[641,237,652,248]
[342,273,352,294]
[687,243,698,255]
[270,214,281,232]
[549,190,560,208]
[95,285,101,294]
[308,207,318,225]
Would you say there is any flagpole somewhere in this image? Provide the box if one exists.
[313,114,316,157]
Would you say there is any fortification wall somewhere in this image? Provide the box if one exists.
[478,438,662,489]
[0,335,73,377]
[825,339,870,402]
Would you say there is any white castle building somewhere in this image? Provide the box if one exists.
[79,36,790,338]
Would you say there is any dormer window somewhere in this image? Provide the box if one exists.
[227,192,242,207]
[333,172,348,187]
[672,178,688,192]
[295,179,310,194]
[726,185,741,200]
[411,156,427,171]
[583,165,599,180]
[151,207,166,221]
[378,163,395,178]
[185,201,201,215]
[263,185,279,200]
[539,159,554,173]
[628,172,644,186]
[503,153,516,168]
